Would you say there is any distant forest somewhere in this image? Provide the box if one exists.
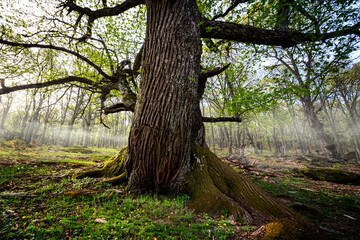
[1,61,359,161]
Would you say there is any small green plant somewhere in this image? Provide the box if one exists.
[0,139,26,150]
[72,177,95,189]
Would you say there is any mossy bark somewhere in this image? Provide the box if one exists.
[186,145,325,239]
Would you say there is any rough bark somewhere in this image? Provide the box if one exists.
[125,0,201,193]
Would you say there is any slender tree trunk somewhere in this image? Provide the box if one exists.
[303,96,339,160]
[64,89,85,147]
[322,97,344,158]
[350,116,360,162]
[246,126,259,154]
[224,126,233,156]
[218,126,225,152]
[273,127,280,157]
[267,136,272,151]
[0,95,13,131]
[19,97,31,140]
[41,98,52,144]
[25,93,45,144]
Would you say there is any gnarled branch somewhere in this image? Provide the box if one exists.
[202,117,242,123]
[200,19,360,48]
[212,0,251,21]
[0,76,95,95]
[104,102,133,114]
[200,63,231,80]
[61,0,145,39]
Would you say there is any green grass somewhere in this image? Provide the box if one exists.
[1,188,237,239]
[0,145,239,240]
[1,143,359,239]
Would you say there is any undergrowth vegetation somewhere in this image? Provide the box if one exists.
[0,144,238,239]
[0,143,359,239]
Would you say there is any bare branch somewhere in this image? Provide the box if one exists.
[200,63,231,79]
[212,0,251,21]
[202,116,242,123]
[294,4,321,33]
[0,39,112,79]
[198,64,231,99]
[61,0,144,18]
[200,19,360,48]
[104,102,133,114]
[61,0,145,39]
[0,76,95,95]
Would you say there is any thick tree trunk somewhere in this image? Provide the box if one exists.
[72,1,327,238]
[126,0,201,193]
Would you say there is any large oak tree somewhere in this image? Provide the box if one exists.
[1,0,359,238]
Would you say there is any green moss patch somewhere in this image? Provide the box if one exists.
[61,146,94,154]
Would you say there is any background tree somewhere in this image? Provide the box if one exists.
[333,63,360,161]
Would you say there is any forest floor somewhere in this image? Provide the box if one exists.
[0,142,359,239]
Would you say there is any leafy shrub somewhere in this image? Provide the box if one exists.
[0,139,26,150]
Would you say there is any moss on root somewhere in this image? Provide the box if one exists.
[186,144,326,240]
[72,146,127,183]
[262,222,299,240]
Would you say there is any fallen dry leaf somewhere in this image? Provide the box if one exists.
[94,218,107,223]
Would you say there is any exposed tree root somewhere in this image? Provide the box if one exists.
[71,144,326,239]
[72,146,127,180]
[91,172,128,187]
[186,145,326,240]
